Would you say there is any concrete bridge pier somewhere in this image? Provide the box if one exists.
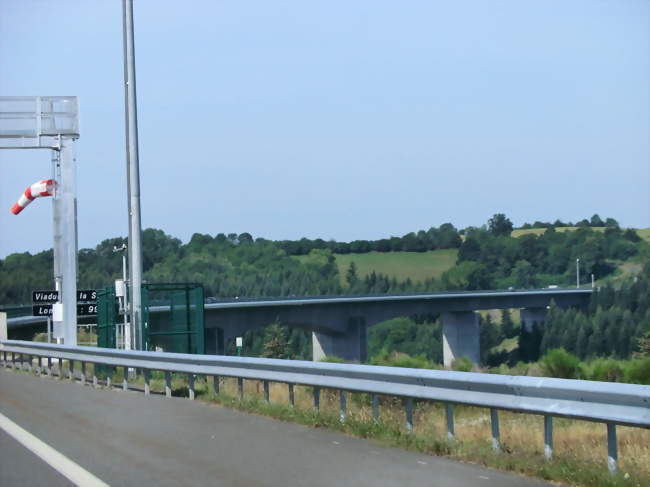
[442,311,480,368]
[312,317,367,363]
[520,307,548,332]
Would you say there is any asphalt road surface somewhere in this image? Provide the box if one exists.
[0,368,551,487]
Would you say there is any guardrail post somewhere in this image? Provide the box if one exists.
[313,387,320,411]
[11,352,16,369]
[188,374,195,400]
[263,380,270,403]
[80,362,86,385]
[544,416,553,460]
[122,368,128,391]
[372,394,380,424]
[165,371,172,398]
[405,398,414,433]
[33,355,41,375]
[607,423,618,475]
[339,390,346,424]
[143,369,151,395]
[490,408,500,451]
[69,360,74,381]
[92,364,98,388]
[47,357,52,376]
[288,383,295,408]
[212,375,220,395]
[238,378,244,401]
[446,404,455,440]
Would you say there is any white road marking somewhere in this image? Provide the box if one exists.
[0,411,110,487]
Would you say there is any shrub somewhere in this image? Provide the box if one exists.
[540,348,583,379]
[451,356,474,372]
[370,351,435,369]
[624,357,650,385]
[587,358,625,382]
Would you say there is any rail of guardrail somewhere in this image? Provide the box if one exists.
[1,339,649,475]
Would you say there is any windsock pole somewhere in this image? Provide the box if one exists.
[10,179,55,215]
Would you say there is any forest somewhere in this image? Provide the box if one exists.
[1,214,648,370]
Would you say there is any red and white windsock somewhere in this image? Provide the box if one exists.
[10,179,55,215]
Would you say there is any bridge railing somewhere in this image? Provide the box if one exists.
[2,339,648,475]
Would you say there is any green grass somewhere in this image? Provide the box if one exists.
[332,249,458,284]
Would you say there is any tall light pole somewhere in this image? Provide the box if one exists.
[576,258,580,288]
[123,0,144,350]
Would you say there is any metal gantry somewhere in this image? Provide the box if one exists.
[0,96,80,346]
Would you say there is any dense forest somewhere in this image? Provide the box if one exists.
[1,214,648,367]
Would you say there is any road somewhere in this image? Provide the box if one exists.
[0,368,551,487]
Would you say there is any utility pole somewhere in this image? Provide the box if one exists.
[123,0,144,350]
[576,258,580,289]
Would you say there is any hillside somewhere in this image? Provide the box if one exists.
[297,249,457,285]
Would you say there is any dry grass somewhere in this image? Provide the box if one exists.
[192,377,650,486]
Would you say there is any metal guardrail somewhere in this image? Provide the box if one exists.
[1,339,648,475]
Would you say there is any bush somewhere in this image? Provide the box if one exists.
[540,348,583,379]
[587,358,625,382]
[451,357,474,372]
[624,357,650,385]
[370,351,435,369]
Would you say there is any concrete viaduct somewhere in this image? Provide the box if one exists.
[7,288,592,367]
[199,288,592,366]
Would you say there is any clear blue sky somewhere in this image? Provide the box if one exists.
[1,0,648,257]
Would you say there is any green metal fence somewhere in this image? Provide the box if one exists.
[142,283,205,355]
[96,287,117,349]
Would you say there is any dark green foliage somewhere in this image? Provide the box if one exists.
[367,317,443,363]
[453,219,644,289]
[500,309,517,339]
[488,213,513,237]
[538,263,650,361]
[275,223,462,256]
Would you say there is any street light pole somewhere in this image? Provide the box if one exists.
[576,258,580,289]
[122,0,144,350]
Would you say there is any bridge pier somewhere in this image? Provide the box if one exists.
[442,311,480,368]
[520,307,548,332]
[312,317,367,363]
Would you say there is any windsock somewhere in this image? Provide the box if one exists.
[10,179,55,215]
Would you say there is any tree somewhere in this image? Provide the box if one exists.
[590,214,605,227]
[488,213,513,237]
[511,259,537,288]
[262,324,289,358]
[345,261,359,289]
[501,309,517,339]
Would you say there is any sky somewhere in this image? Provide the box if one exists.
[1,0,648,258]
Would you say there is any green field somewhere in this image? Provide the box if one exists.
[637,227,650,243]
[333,249,458,284]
